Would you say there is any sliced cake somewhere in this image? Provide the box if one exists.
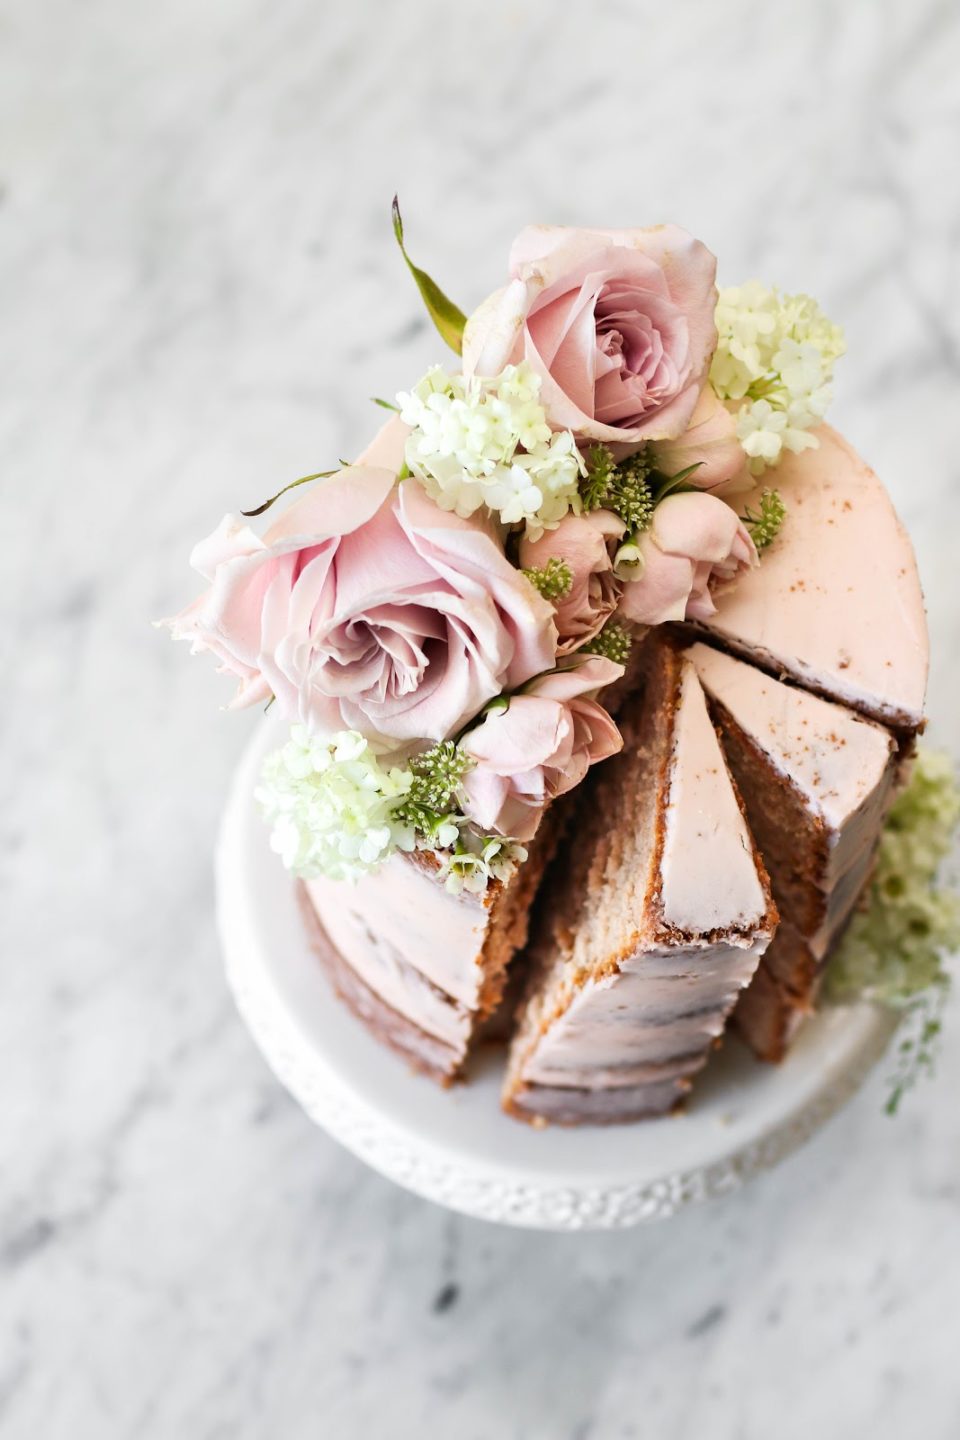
[687,641,898,1060]
[696,425,928,736]
[503,638,777,1125]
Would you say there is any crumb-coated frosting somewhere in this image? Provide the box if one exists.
[306,857,491,1014]
[699,426,928,730]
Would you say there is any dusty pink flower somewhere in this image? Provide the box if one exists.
[463,225,718,455]
[459,656,623,841]
[165,442,557,744]
[618,492,757,626]
[518,509,624,655]
[650,384,750,494]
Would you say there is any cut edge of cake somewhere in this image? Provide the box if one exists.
[301,810,565,1085]
[685,639,899,1061]
[502,637,778,1126]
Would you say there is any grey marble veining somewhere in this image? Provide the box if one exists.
[3,0,959,1436]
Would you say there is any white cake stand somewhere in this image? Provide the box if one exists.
[217,718,898,1231]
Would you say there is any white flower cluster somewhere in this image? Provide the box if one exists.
[438,832,528,896]
[710,282,846,476]
[397,363,584,538]
[256,727,416,882]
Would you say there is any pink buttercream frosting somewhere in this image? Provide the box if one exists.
[698,425,929,730]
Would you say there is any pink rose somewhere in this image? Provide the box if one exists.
[518,509,624,655]
[166,456,557,744]
[463,225,718,455]
[459,656,624,841]
[650,384,750,494]
[618,492,757,626]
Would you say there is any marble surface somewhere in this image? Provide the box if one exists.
[3,0,959,1435]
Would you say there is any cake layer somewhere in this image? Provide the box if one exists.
[686,643,897,1061]
[305,877,475,1050]
[297,884,464,1084]
[508,1056,703,1127]
[304,808,561,1082]
[307,857,493,1012]
[504,638,777,1125]
[761,918,819,1001]
[695,426,928,733]
[688,641,897,956]
[519,943,766,1085]
[732,961,811,1066]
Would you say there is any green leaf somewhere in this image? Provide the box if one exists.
[241,469,337,518]
[651,462,704,503]
[371,396,400,412]
[392,196,467,355]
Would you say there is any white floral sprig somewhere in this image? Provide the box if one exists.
[397,363,584,538]
[257,726,526,889]
[257,727,417,882]
[710,282,846,476]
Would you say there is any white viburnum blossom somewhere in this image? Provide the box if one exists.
[256,726,416,882]
[397,363,585,539]
[711,282,846,475]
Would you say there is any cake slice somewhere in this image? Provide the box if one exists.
[503,638,777,1125]
[687,641,898,1060]
[695,425,928,735]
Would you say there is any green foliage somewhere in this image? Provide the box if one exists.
[392,740,472,834]
[521,556,573,600]
[828,749,960,1008]
[826,748,960,1112]
[581,445,655,532]
[884,986,948,1116]
[741,488,786,550]
[580,621,633,666]
[392,197,467,356]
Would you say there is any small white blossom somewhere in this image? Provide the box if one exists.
[256,726,416,882]
[735,398,818,476]
[438,832,528,895]
[711,283,845,475]
[397,363,585,539]
[256,727,526,892]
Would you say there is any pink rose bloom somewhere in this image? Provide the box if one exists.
[463,225,718,455]
[459,656,624,842]
[518,509,625,655]
[618,492,757,626]
[165,457,557,744]
[650,384,750,494]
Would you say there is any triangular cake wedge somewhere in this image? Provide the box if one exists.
[503,638,777,1126]
[687,641,898,1060]
[695,426,928,735]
